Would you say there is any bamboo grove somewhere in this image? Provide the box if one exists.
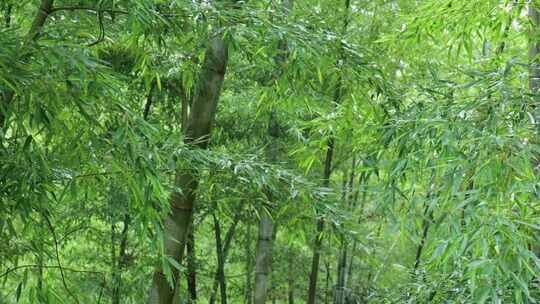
[2,0,540,303]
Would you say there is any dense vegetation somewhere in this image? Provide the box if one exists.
[2,0,540,303]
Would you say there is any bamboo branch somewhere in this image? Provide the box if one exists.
[49,6,129,15]
[0,264,105,279]
[42,212,80,304]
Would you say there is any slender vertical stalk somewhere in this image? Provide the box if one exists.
[529,0,540,261]
[212,213,228,304]
[412,204,433,273]
[307,2,351,303]
[333,171,347,304]
[345,240,356,287]
[41,212,79,303]
[529,2,540,102]
[209,212,241,304]
[287,247,295,304]
[412,173,436,275]
[334,240,348,304]
[307,140,334,304]
[177,80,191,131]
[181,94,189,131]
[324,260,331,304]
[346,168,368,297]
[36,240,44,299]
[4,4,12,28]
[111,221,120,304]
[143,83,156,122]
[116,214,130,302]
[245,223,253,304]
[366,223,383,285]
[460,179,473,229]
[110,184,130,304]
[334,157,356,304]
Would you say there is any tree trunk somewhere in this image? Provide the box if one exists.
[253,116,279,304]
[186,220,197,303]
[253,210,275,304]
[27,0,54,41]
[146,33,229,304]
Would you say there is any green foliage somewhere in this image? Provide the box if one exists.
[2,0,540,303]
